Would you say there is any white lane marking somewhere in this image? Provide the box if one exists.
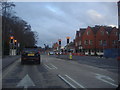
[96,73,115,82]
[50,64,58,69]
[45,65,52,69]
[17,74,35,88]
[95,73,118,87]
[65,75,85,88]
[58,74,76,88]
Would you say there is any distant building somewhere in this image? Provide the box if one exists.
[65,41,75,53]
[75,25,118,56]
[52,42,59,52]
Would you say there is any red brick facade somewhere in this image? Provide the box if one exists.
[75,25,118,55]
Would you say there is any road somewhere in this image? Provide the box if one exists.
[53,55,119,73]
[2,55,118,89]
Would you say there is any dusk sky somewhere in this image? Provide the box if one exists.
[14,2,118,47]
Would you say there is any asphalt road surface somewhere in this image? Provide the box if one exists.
[2,55,118,89]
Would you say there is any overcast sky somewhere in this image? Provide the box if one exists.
[14,2,118,47]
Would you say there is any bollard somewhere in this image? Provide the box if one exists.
[69,52,72,60]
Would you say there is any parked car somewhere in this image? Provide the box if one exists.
[21,47,41,64]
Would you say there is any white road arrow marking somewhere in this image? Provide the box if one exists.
[95,73,118,87]
[17,74,35,88]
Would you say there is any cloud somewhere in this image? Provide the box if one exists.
[14,2,118,47]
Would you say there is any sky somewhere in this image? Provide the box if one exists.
[14,2,118,47]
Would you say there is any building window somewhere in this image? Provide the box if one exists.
[99,40,102,45]
[112,40,117,45]
[75,42,78,46]
[79,33,81,37]
[106,31,109,35]
[79,40,81,45]
[101,31,104,35]
[87,30,90,35]
[103,40,107,46]
[115,32,118,36]
[84,40,88,45]
[89,40,93,45]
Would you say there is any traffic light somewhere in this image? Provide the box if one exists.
[66,37,70,44]
[67,39,69,44]
[58,39,61,46]
[14,40,17,45]
[10,36,14,44]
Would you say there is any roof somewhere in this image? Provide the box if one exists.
[91,25,101,34]
[79,28,86,35]
[104,26,113,34]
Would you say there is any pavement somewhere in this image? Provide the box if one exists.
[2,55,20,70]
[2,55,118,89]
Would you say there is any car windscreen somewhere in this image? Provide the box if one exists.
[23,48,38,53]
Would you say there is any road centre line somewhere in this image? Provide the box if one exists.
[58,74,76,88]
[65,75,85,88]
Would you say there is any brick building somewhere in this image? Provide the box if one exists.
[75,25,118,55]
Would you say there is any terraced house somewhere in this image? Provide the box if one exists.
[75,25,118,56]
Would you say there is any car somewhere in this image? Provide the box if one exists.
[21,47,41,64]
[49,51,54,55]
